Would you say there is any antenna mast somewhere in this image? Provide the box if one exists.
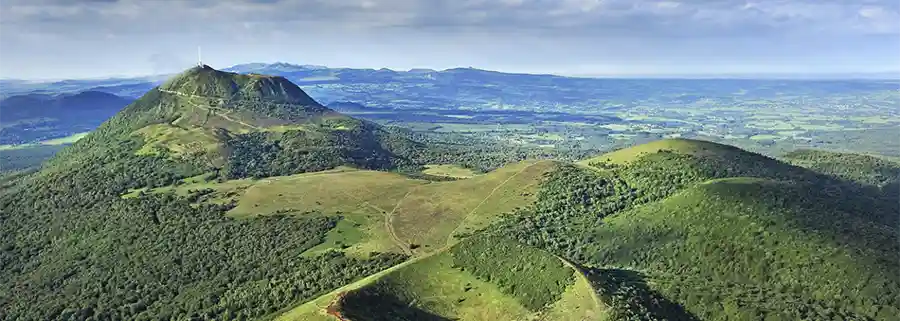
[198,46,203,67]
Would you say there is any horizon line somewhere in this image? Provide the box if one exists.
[2,62,898,82]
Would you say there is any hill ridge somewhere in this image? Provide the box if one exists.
[276,236,605,321]
[494,139,899,321]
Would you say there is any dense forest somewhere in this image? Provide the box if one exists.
[0,129,408,320]
[782,149,900,188]
[0,145,66,173]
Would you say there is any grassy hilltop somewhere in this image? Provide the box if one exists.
[495,139,899,320]
[279,236,602,321]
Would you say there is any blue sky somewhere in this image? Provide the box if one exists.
[1,0,898,79]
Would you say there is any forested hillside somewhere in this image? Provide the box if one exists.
[782,149,900,188]
[490,139,899,320]
[0,65,582,320]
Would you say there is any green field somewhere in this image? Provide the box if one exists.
[40,132,90,145]
[749,134,781,141]
[423,164,478,178]
[392,160,556,251]
[134,123,223,161]
[0,131,90,150]
[118,161,555,256]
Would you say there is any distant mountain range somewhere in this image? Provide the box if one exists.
[7,63,900,110]
[566,71,900,80]
[3,62,897,149]
[0,91,132,145]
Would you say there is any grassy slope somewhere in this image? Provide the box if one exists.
[273,252,432,321]
[119,160,555,257]
[578,138,740,166]
[276,237,603,321]
[232,169,430,255]
[231,159,556,254]
[422,164,478,178]
[391,160,557,251]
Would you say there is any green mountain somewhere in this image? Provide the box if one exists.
[494,139,899,320]
[2,65,581,321]
[0,66,433,320]
[161,65,321,105]
[48,65,424,180]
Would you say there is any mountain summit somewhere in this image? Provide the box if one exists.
[49,65,423,179]
[160,65,319,105]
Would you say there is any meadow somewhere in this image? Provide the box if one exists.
[117,160,556,256]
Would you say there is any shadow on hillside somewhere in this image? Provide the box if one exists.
[338,288,453,321]
[700,176,899,257]
[584,268,699,321]
[881,182,900,199]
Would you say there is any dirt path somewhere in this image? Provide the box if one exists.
[385,190,415,255]
[444,160,544,247]
[334,187,414,256]
[159,89,262,130]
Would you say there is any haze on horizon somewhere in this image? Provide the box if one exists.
[1,0,899,80]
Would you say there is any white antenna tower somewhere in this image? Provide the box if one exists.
[198,46,203,67]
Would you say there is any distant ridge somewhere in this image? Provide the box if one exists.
[0,90,131,144]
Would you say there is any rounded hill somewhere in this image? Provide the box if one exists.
[497,139,900,321]
[160,65,320,105]
[45,65,428,181]
[579,138,748,166]
[277,236,603,321]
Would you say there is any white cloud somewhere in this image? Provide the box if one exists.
[859,6,885,18]
[1,0,898,78]
[2,0,898,37]
[656,1,681,9]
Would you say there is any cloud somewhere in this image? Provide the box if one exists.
[1,0,898,78]
[2,0,898,38]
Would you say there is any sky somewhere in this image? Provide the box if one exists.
[1,0,899,79]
